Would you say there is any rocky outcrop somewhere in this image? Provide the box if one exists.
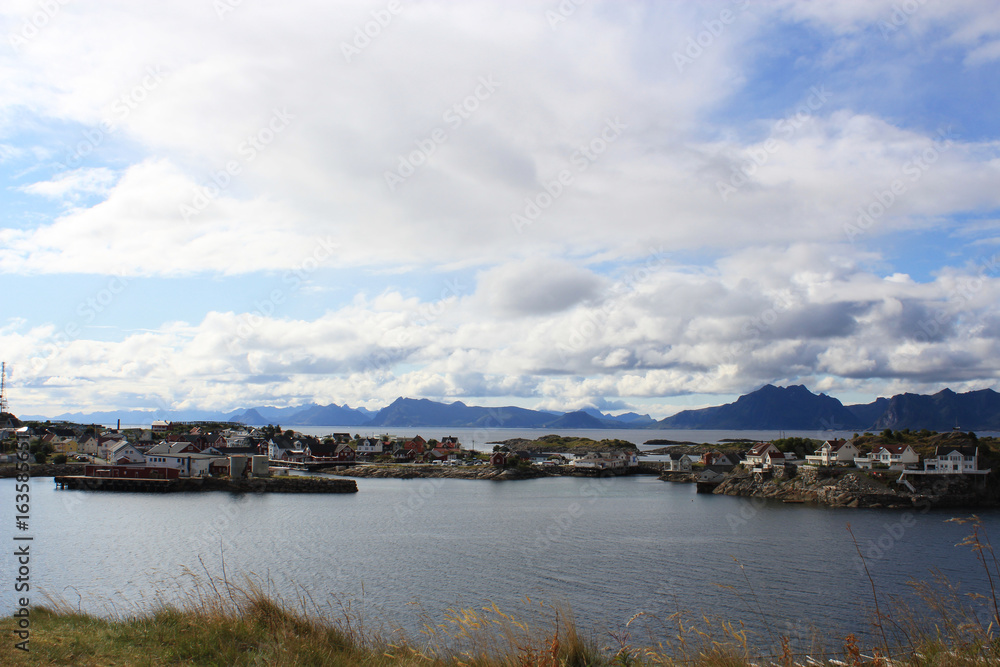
[713,466,998,509]
[323,464,550,480]
[324,464,660,481]
[658,471,698,483]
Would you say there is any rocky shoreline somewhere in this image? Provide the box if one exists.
[0,463,86,478]
[320,463,661,480]
[712,466,999,509]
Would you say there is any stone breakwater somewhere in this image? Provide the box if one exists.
[44,471,358,493]
[713,466,998,509]
[0,463,87,478]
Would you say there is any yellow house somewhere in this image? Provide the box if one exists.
[53,438,79,454]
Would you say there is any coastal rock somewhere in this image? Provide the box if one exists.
[323,464,660,481]
[712,466,998,509]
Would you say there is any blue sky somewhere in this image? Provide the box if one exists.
[2,0,1000,418]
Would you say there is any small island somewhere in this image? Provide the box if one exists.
[657,429,1000,509]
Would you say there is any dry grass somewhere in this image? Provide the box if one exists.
[6,519,1000,666]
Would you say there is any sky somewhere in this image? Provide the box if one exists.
[2,0,1000,419]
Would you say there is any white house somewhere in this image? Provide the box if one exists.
[267,437,308,460]
[664,452,692,472]
[923,446,987,474]
[108,441,146,465]
[356,438,385,456]
[151,420,170,433]
[855,444,920,470]
[805,439,860,466]
[571,450,638,469]
[745,442,781,467]
[145,452,222,477]
[702,451,736,467]
[96,434,126,460]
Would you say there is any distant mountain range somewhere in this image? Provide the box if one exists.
[22,385,1000,431]
[657,384,1000,432]
[23,399,655,430]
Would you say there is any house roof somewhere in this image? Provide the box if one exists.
[215,446,260,455]
[824,439,848,451]
[307,441,340,456]
[878,444,913,455]
[934,445,978,457]
[748,442,775,455]
[161,453,225,460]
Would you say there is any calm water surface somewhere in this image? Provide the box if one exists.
[3,473,998,648]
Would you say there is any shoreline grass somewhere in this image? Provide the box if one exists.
[5,582,1000,666]
[6,519,1000,665]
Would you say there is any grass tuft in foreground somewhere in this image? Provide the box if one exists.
[6,518,1000,665]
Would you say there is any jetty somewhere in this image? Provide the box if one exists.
[54,475,358,494]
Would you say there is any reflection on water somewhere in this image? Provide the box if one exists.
[2,474,995,648]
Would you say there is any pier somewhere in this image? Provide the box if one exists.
[54,475,176,492]
[54,474,358,494]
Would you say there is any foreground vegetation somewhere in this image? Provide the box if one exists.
[5,585,1000,666]
[6,523,1000,667]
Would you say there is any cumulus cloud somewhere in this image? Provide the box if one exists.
[2,1,1000,413]
[20,167,118,201]
[2,244,999,414]
[475,258,606,317]
[0,2,995,276]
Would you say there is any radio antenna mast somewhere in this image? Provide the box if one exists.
[0,362,9,414]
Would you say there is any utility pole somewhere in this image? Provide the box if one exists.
[0,362,9,415]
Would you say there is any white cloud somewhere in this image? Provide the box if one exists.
[4,244,1000,414]
[20,167,118,200]
[2,1,1000,413]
